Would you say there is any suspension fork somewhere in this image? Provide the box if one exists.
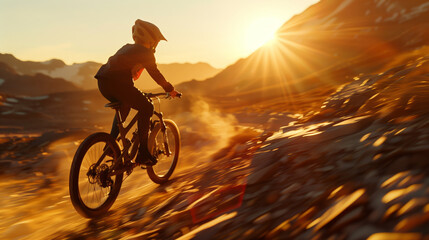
[153,111,171,156]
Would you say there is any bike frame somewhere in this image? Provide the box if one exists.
[94,93,170,177]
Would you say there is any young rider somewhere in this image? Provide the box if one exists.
[95,19,180,166]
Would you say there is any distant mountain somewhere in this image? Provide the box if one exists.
[0,53,67,74]
[0,62,81,96]
[135,62,222,91]
[183,0,429,113]
[0,53,222,90]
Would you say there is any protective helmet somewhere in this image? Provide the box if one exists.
[132,19,167,47]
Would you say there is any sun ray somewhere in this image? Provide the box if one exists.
[229,10,404,113]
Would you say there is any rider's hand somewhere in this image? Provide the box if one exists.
[169,90,181,98]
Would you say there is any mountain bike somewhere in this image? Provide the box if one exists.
[69,92,181,218]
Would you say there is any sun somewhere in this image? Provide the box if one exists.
[243,16,283,53]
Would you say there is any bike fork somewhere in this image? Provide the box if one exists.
[163,129,171,157]
[153,111,172,157]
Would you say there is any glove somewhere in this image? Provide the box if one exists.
[169,90,181,98]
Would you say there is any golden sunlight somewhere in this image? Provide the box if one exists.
[243,16,283,53]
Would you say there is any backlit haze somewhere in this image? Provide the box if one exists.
[0,0,319,68]
[2,0,429,238]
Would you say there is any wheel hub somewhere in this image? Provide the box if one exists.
[97,164,113,188]
[87,164,97,184]
[87,163,113,188]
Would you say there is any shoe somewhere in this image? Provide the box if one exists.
[136,148,157,166]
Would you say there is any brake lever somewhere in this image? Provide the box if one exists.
[166,92,182,99]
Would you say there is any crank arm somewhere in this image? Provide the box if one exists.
[108,162,138,177]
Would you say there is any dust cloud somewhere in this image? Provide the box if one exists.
[171,99,242,169]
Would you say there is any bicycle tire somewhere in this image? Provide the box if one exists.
[147,120,180,184]
[69,132,123,218]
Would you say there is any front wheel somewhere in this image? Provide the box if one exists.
[147,120,180,184]
[69,132,123,218]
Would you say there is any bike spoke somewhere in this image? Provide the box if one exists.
[70,132,124,218]
[77,142,115,209]
[152,128,175,177]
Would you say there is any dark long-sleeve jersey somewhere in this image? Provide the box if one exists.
[95,43,174,92]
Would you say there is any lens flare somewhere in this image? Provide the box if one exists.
[243,16,284,53]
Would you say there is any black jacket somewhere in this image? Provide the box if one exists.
[95,43,174,92]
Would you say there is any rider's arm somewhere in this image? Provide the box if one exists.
[134,45,175,92]
[146,64,174,92]
[140,50,174,92]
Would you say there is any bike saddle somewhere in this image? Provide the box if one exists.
[105,102,121,109]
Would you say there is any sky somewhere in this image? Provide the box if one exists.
[0,0,319,68]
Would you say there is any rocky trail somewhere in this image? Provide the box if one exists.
[1,55,428,240]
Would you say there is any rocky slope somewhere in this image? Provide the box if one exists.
[0,89,106,132]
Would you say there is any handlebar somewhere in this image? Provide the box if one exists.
[145,92,182,99]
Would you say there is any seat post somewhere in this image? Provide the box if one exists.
[114,108,124,124]
[105,102,125,141]
[114,109,128,143]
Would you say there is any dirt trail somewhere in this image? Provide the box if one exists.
[0,126,260,240]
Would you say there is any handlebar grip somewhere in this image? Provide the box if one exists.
[145,92,181,99]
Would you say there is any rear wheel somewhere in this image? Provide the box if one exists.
[147,120,180,184]
[69,132,123,218]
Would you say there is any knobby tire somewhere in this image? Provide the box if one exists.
[69,132,123,218]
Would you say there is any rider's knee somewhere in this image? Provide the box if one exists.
[135,100,153,118]
[142,100,154,113]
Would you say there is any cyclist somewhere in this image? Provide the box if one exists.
[95,19,180,166]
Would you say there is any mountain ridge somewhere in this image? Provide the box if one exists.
[0,53,222,91]
[0,62,81,97]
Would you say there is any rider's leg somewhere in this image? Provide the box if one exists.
[111,85,155,164]
[128,93,155,164]
[137,111,151,148]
